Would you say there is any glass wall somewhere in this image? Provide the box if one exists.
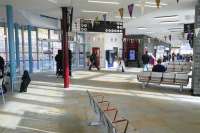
[0,24,71,73]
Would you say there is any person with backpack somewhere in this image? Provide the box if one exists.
[89,53,100,71]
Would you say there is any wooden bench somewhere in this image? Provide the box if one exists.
[87,91,129,133]
[137,72,189,92]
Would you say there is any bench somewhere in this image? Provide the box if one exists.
[87,91,130,133]
[137,72,189,92]
[166,62,192,73]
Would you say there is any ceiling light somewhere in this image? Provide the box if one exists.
[160,20,181,24]
[154,15,179,20]
[88,0,120,5]
[145,1,168,6]
[115,16,136,19]
[81,10,108,14]
[137,27,147,30]
[168,27,183,30]
[48,0,57,4]
[135,4,162,8]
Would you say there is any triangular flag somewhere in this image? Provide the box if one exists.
[155,0,160,8]
[195,28,200,36]
[128,4,134,18]
[141,0,145,15]
[118,8,124,19]
[169,35,172,41]
[103,14,107,22]
[95,16,99,21]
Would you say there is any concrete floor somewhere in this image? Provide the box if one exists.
[0,70,200,133]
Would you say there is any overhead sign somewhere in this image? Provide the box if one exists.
[80,19,123,33]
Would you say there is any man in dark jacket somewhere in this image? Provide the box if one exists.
[142,51,150,71]
[89,53,100,71]
[152,59,166,72]
[55,50,63,77]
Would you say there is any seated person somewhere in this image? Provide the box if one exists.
[152,59,166,72]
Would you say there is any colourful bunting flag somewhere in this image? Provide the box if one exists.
[103,14,107,21]
[119,8,124,19]
[169,35,172,41]
[141,0,145,15]
[128,4,134,18]
[155,0,160,8]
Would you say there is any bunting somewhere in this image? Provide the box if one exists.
[155,0,161,8]
[128,4,134,18]
[118,8,124,19]
[141,0,145,15]
[103,14,107,22]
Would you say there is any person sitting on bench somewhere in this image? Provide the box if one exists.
[152,59,166,72]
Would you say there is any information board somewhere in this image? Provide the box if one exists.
[80,19,123,33]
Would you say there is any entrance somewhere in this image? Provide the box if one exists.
[92,47,100,67]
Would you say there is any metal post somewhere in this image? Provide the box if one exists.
[15,24,20,69]
[36,28,40,70]
[28,25,33,73]
[6,5,16,92]
[21,27,26,71]
[61,7,70,88]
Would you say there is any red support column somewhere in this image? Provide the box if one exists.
[61,7,70,88]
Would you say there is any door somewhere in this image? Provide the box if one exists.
[92,47,100,67]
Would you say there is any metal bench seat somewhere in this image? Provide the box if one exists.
[149,72,163,83]
[175,74,189,85]
[162,73,175,84]
[174,65,183,72]
[137,72,151,82]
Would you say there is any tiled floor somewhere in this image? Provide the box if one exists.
[0,70,200,133]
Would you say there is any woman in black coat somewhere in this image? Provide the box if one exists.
[20,70,31,92]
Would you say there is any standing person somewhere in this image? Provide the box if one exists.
[152,59,166,72]
[68,49,72,77]
[89,52,100,71]
[55,50,63,77]
[20,70,31,92]
[142,51,150,71]
[172,53,176,62]
[0,56,5,75]
[117,57,125,72]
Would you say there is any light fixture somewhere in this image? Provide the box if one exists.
[154,15,179,20]
[88,0,120,5]
[135,4,161,8]
[159,20,181,24]
[81,10,108,14]
[115,16,136,19]
[137,27,147,30]
[48,0,57,4]
[145,1,168,6]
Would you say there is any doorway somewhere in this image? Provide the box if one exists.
[92,47,100,67]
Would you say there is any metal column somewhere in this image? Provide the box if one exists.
[61,7,70,88]
[15,23,20,68]
[6,5,16,91]
[28,25,33,73]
